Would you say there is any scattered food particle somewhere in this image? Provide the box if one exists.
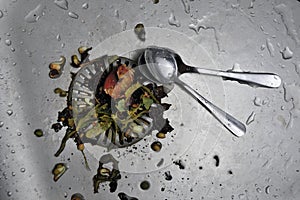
[52,163,68,182]
[157,158,164,167]
[164,171,172,181]
[173,160,185,169]
[156,132,166,139]
[49,56,66,79]
[71,193,85,200]
[118,192,139,200]
[151,141,162,152]
[34,129,44,137]
[213,155,220,167]
[134,23,146,41]
[140,180,150,190]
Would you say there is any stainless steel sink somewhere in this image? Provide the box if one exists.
[0,0,300,199]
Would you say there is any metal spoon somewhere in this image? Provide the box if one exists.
[144,46,282,88]
[139,47,246,137]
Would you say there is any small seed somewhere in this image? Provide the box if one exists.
[34,129,43,137]
[52,163,68,182]
[77,143,84,151]
[140,180,150,190]
[49,56,66,71]
[71,193,85,200]
[151,141,162,152]
[49,69,60,79]
[59,90,67,97]
[100,168,110,177]
[71,55,81,68]
[78,46,92,54]
[156,132,166,139]
[134,23,146,41]
[54,87,63,94]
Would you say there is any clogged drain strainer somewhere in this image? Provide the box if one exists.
[70,55,171,149]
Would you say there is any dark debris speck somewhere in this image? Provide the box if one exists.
[173,160,185,169]
[213,155,220,167]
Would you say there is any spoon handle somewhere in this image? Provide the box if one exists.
[188,67,281,88]
[175,78,246,137]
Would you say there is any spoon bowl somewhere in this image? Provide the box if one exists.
[139,47,247,137]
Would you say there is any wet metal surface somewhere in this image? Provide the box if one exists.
[0,0,300,199]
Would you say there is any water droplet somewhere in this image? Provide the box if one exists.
[17,132,22,136]
[11,172,16,176]
[20,168,26,173]
[5,39,12,46]
[64,192,68,198]
[120,20,127,31]
[168,11,180,27]
[256,187,262,193]
[56,34,61,41]
[249,0,255,8]
[24,4,45,23]
[0,121,4,128]
[188,18,206,34]
[7,191,12,197]
[140,180,150,190]
[11,150,15,154]
[181,0,190,14]
[274,4,300,45]
[68,11,79,19]
[266,38,275,57]
[246,112,256,125]
[24,49,33,57]
[114,9,119,18]
[54,0,68,10]
[0,10,3,18]
[82,2,88,9]
[232,63,243,72]
[281,47,293,59]
[10,47,15,52]
[6,109,13,116]
[265,185,271,194]
[238,193,245,199]
[262,98,269,105]
[253,97,262,106]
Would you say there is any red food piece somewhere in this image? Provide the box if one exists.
[104,70,117,96]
